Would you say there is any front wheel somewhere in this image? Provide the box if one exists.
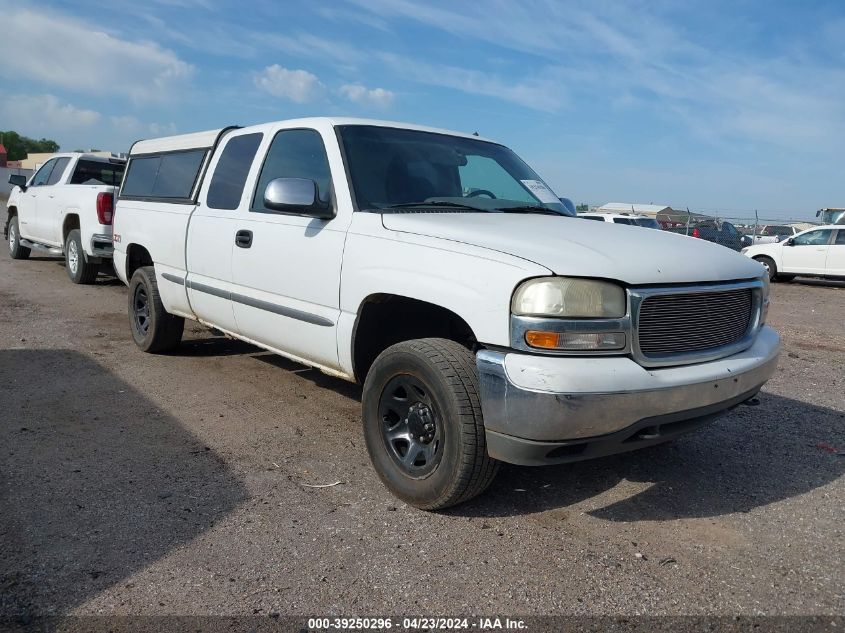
[755,256,778,281]
[8,216,31,260]
[362,338,499,510]
[128,266,184,353]
[65,229,98,284]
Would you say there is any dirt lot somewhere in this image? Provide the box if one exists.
[0,248,842,618]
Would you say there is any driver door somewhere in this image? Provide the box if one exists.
[228,125,351,372]
[781,229,833,274]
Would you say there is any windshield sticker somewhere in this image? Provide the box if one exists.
[520,180,558,204]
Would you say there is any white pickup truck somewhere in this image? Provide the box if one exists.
[6,153,126,284]
[112,118,780,509]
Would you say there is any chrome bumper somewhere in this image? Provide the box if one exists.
[477,326,780,465]
[90,233,114,258]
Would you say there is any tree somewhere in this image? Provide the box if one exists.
[576,203,589,212]
[0,131,61,161]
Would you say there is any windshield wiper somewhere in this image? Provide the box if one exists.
[496,205,562,216]
[381,201,486,211]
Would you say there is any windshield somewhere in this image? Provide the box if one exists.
[761,225,791,236]
[337,125,571,215]
[819,210,845,225]
[634,218,660,229]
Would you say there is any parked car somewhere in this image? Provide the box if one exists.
[750,224,813,245]
[742,225,845,281]
[5,153,126,283]
[664,219,751,251]
[112,117,779,510]
[578,212,660,228]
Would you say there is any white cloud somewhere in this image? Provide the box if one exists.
[1,94,101,132]
[148,122,179,136]
[353,1,845,153]
[340,84,395,108]
[254,65,326,103]
[110,115,143,135]
[0,8,193,102]
[377,53,564,111]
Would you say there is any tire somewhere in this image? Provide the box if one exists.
[755,256,777,281]
[7,216,31,260]
[362,338,499,510]
[65,229,98,284]
[128,266,184,353]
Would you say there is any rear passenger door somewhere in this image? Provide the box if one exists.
[188,130,264,334]
[826,230,845,276]
[228,126,350,372]
[39,156,72,246]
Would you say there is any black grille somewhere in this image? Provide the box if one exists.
[637,288,753,357]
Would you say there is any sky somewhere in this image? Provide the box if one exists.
[1,0,843,221]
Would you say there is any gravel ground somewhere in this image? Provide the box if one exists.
[0,248,842,618]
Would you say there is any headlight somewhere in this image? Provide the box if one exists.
[512,277,627,318]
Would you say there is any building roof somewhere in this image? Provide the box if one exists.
[598,202,673,216]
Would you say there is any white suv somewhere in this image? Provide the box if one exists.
[578,212,661,228]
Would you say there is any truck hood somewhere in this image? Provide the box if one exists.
[381,213,764,285]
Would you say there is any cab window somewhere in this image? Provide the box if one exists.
[793,229,832,246]
[251,129,332,213]
[835,230,845,246]
[207,133,263,210]
[46,157,71,185]
[30,159,58,186]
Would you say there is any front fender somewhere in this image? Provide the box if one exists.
[340,231,549,348]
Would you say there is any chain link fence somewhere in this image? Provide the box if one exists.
[654,210,818,251]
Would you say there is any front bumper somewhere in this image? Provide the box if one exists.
[477,326,780,465]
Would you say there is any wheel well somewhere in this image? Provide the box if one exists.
[4,207,16,238]
[62,214,80,243]
[352,294,477,383]
[126,244,153,280]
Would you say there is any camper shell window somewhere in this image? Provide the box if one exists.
[121,149,207,202]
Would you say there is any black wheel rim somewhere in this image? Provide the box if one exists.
[379,374,442,477]
[133,284,151,336]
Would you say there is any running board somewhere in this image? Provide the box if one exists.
[19,239,63,256]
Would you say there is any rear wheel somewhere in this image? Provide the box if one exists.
[362,338,499,510]
[755,256,777,281]
[128,266,184,353]
[65,229,98,284]
[8,216,30,260]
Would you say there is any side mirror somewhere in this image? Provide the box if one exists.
[263,178,334,220]
[8,174,28,191]
[784,238,794,246]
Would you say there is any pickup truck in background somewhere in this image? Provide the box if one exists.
[112,117,779,510]
[6,153,126,284]
[750,224,815,245]
[663,219,751,251]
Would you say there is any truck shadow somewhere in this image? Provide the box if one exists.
[453,393,844,520]
[152,332,842,522]
[791,277,845,289]
[0,349,249,618]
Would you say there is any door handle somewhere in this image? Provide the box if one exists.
[235,230,253,248]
